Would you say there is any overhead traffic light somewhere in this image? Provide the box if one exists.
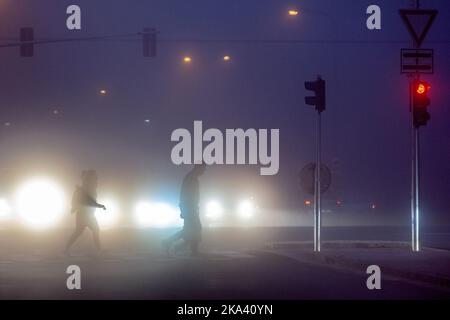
[20,27,34,57]
[413,80,431,128]
[142,27,157,57]
[305,76,326,113]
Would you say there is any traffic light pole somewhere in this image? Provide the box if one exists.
[411,0,421,250]
[414,125,420,252]
[409,0,420,251]
[410,75,420,252]
[402,0,435,253]
[304,76,325,252]
[314,111,322,252]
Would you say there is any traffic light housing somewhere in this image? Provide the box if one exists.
[20,27,34,57]
[413,81,431,128]
[305,77,326,113]
[142,27,157,57]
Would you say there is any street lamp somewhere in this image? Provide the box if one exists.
[183,56,192,63]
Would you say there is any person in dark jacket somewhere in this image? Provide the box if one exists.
[163,164,206,256]
[65,170,106,255]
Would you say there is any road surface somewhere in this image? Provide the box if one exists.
[1,227,449,299]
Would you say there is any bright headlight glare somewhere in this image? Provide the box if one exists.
[95,197,119,229]
[205,200,224,220]
[0,198,12,219]
[16,178,66,229]
[134,201,182,228]
[238,199,256,220]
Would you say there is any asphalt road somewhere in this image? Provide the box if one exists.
[1,227,449,299]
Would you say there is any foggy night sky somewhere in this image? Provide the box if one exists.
[0,0,449,224]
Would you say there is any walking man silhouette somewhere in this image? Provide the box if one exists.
[163,164,206,256]
[65,170,106,255]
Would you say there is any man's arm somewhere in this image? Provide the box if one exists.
[83,194,106,210]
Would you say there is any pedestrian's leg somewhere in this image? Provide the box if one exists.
[190,218,201,256]
[89,218,101,252]
[162,229,184,255]
[92,230,101,251]
[190,240,199,256]
[166,230,184,244]
[65,227,85,253]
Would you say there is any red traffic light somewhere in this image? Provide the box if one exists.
[413,81,431,128]
[415,82,430,95]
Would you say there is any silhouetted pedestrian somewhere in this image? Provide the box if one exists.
[163,164,206,256]
[65,170,106,255]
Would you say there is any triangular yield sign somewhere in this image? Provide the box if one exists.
[399,9,438,48]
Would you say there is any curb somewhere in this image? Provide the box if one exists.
[249,246,450,290]
[264,240,411,250]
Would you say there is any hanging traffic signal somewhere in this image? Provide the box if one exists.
[305,76,326,113]
[413,81,431,128]
[142,27,157,57]
[20,27,34,57]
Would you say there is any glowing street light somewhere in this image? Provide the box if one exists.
[223,55,231,62]
[183,56,192,63]
[99,89,107,96]
[288,9,299,16]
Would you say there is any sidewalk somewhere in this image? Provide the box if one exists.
[252,241,450,289]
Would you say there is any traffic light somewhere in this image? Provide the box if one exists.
[413,81,431,128]
[305,76,326,113]
[142,27,157,57]
[20,27,34,57]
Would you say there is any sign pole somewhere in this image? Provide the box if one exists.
[414,119,420,251]
[314,110,322,252]
[410,75,420,252]
[400,0,437,252]
[412,0,420,252]
[409,78,415,250]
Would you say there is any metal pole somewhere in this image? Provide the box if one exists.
[414,3,421,251]
[409,78,416,251]
[410,79,416,251]
[411,72,420,252]
[314,111,322,252]
[411,78,421,252]
[410,0,420,251]
[414,126,420,251]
